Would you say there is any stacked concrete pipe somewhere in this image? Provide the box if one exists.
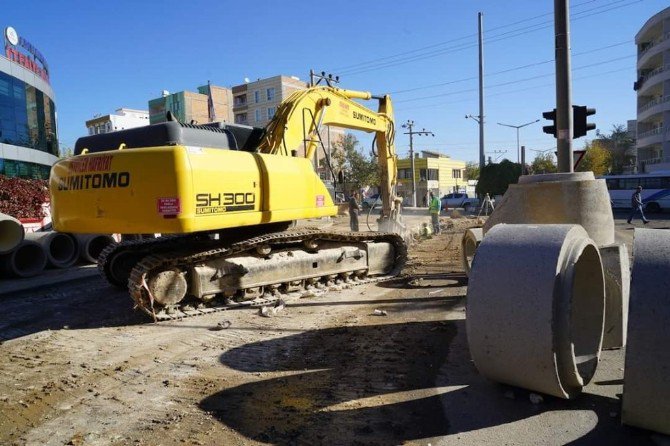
[467,224,605,399]
[464,171,628,349]
[0,212,24,254]
[75,234,115,263]
[25,231,78,268]
[622,228,670,434]
[0,239,47,278]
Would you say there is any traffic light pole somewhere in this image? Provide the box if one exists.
[555,0,573,173]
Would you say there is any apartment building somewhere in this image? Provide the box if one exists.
[396,151,467,205]
[148,84,234,125]
[85,108,149,135]
[232,75,306,126]
[635,6,670,173]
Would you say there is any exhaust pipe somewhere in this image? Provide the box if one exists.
[75,234,115,263]
[0,213,24,254]
[0,240,47,278]
[25,231,78,268]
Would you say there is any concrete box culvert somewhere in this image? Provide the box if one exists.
[25,231,78,269]
[482,172,615,247]
[466,224,605,399]
[0,240,47,278]
[0,213,24,255]
[622,229,670,435]
[461,227,483,277]
[75,234,115,264]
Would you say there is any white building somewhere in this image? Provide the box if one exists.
[85,108,149,135]
[635,6,670,173]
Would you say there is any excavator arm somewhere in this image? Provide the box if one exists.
[257,86,403,233]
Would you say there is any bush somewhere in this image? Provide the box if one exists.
[0,175,49,219]
[475,159,521,197]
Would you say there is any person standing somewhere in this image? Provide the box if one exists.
[428,191,441,234]
[348,191,361,232]
[627,185,649,225]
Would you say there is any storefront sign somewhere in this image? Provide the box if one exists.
[4,26,50,84]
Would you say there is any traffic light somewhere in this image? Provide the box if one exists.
[573,105,596,138]
[542,109,557,137]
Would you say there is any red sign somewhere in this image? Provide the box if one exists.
[157,197,181,215]
[316,195,325,207]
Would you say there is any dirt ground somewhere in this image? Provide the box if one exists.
[0,214,665,445]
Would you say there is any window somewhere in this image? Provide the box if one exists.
[234,94,247,106]
[267,107,276,119]
[255,109,261,122]
[235,113,247,124]
[452,169,462,179]
[254,91,260,103]
[266,87,275,101]
[421,168,438,180]
[397,168,412,179]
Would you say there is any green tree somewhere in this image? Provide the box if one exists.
[530,152,557,174]
[331,134,380,191]
[464,161,480,180]
[578,140,612,176]
[475,159,522,196]
[595,124,635,174]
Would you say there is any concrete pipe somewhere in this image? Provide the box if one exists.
[622,229,670,434]
[467,224,605,399]
[483,172,615,247]
[0,239,47,278]
[461,228,483,277]
[75,234,115,264]
[0,212,24,255]
[599,243,630,350]
[25,231,78,269]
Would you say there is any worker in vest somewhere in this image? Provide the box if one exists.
[428,191,441,234]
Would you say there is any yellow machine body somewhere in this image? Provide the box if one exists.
[50,146,336,234]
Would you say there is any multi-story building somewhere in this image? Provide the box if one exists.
[396,151,467,205]
[635,6,670,173]
[85,108,149,135]
[232,75,306,126]
[0,26,57,179]
[148,84,234,125]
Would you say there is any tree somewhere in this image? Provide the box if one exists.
[475,159,522,196]
[578,140,612,176]
[530,152,557,174]
[464,161,480,180]
[595,124,635,174]
[331,134,380,192]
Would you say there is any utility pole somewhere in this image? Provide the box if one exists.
[521,145,526,174]
[402,120,435,207]
[477,12,486,171]
[554,0,573,172]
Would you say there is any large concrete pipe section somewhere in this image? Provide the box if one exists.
[482,172,615,247]
[467,224,605,399]
[0,240,47,278]
[461,227,483,277]
[622,229,670,434]
[75,234,115,264]
[25,231,78,269]
[0,213,24,254]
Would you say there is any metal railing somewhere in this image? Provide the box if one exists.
[639,155,670,166]
[638,32,670,58]
[639,64,670,85]
[637,126,664,140]
[638,95,670,113]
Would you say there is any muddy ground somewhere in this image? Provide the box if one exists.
[0,214,665,445]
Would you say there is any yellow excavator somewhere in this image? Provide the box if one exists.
[50,85,406,320]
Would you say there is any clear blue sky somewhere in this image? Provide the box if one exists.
[6,0,668,163]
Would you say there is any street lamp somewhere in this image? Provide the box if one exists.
[497,119,540,163]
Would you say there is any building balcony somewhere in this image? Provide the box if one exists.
[637,126,666,147]
[637,64,670,96]
[638,95,670,121]
[637,32,670,67]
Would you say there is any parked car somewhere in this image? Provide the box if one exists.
[440,193,480,211]
[361,193,382,209]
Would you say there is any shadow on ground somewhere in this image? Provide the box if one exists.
[200,313,654,445]
[0,276,143,341]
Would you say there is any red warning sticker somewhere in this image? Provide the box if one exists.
[157,197,181,215]
[316,195,325,207]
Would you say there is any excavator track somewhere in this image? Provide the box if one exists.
[100,229,406,322]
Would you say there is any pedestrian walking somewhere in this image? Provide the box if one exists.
[348,191,361,232]
[627,185,649,225]
[428,191,441,234]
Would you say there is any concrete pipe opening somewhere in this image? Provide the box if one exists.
[0,240,47,278]
[467,224,605,399]
[461,228,483,277]
[0,213,24,254]
[76,234,115,263]
[26,232,77,268]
